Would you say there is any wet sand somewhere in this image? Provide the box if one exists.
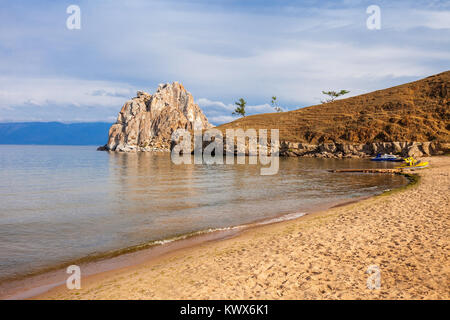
[37,156,449,299]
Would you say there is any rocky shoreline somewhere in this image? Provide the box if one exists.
[98,78,449,158]
[99,140,449,159]
[278,141,448,158]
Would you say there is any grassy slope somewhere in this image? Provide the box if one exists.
[218,71,450,144]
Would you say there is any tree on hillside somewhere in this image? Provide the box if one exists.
[271,96,282,112]
[233,98,247,117]
[321,90,350,103]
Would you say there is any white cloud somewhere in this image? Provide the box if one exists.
[247,104,274,113]
[386,9,450,30]
[0,1,448,122]
[0,77,138,109]
[197,98,234,111]
[197,98,276,125]
[208,115,236,125]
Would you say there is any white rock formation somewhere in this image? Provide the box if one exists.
[105,82,212,152]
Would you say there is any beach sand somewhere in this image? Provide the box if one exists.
[37,156,449,300]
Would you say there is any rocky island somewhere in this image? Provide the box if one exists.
[100,82,212,152]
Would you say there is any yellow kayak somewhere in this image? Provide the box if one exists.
[395,157,429,169]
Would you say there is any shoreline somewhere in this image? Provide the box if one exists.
[0,193,378,300]
[2,157,447,299]
[37,156,448,300]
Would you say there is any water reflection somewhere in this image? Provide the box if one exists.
[0,146,406,280]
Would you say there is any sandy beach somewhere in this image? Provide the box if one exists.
[37,156,449,300]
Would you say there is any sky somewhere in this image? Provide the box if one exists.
[0,0,449,125]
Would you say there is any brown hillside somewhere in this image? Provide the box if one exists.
[218,71,450,144]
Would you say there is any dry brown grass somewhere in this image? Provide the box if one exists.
[218,71,450,144]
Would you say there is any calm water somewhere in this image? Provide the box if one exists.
[0,145,407,281]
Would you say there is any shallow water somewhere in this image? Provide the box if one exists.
[0,145,406,281]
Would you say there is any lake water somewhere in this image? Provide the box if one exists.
[0,145,407,281]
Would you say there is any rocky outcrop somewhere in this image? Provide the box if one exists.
[279,141,447,158]
[173,137,447,158]
[102,82,212,152]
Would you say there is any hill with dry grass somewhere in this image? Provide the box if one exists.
[218,71,450,144]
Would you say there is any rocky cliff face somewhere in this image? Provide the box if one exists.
[279,141,449,158]
[192,138,448,158]
[104,82,212,152]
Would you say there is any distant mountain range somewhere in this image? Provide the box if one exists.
[0,122,113,145]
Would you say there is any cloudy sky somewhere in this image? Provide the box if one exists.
[0,0,449,125]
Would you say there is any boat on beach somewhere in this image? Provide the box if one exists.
[395,157,429,169]
[370,153,404,162]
